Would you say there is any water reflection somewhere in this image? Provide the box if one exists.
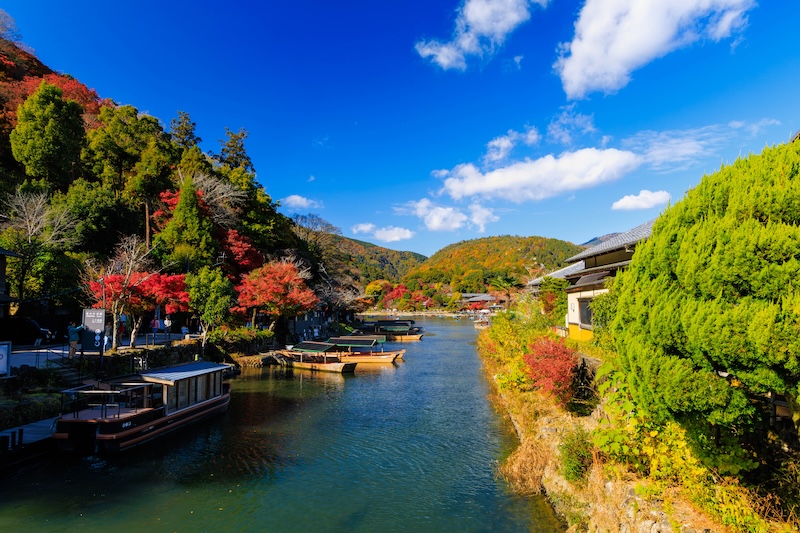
[0,317,564,532]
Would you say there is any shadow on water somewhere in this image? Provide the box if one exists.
[0,317,565,532]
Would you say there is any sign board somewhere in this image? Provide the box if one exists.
[82,308,106,352]
[0,341,9,376]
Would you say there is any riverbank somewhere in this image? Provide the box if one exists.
[475,319,723,532]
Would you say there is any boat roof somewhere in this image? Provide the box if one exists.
[291,341,337,353]
[140,361,230,386]
[326,336,378,347]
[350,334,386,343]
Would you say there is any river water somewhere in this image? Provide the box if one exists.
[0,317,564,532]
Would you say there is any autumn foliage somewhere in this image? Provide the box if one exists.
[522,337,579,406]
[235,261,318,322]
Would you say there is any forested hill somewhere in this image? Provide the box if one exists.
[331,235,426,283]
[401,235,584,290]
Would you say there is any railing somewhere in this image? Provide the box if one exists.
[61,383,153,419]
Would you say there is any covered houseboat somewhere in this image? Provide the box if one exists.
[54,361,231,454]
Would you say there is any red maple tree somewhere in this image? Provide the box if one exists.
[235,261,318,328]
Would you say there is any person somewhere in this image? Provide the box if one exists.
[103,321,112,351]
[163,315,172,339]
[66,321,83,360]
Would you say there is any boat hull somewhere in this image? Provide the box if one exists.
[338,350,404,364]
[286,360,357,373]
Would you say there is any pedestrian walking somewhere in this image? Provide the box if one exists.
[104,321,112,351]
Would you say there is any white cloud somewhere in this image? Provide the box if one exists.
[416,0,547,70]
[282,195,323,210]
[469,203,499,231]
[547,105,596,145]
[485,126,540,163]
[307,175,316,182]
[374,226,415,242]
[352,223,414,242]
[555,0,756,99]
[352,223,376,234]
[612,190,671,210]
[513,55,524,68]
[441,147,641,202]
[407,198,468,231]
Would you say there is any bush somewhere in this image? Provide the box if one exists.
[522,337,579,406]
[560,427,593,482]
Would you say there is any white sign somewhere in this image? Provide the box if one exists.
[0,342,9,376]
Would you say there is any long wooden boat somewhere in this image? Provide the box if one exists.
[275,346,357,373]
[325,337,406,362]
[53,361,231,455]
[354,319,424,342]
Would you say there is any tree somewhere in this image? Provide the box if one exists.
[216,127,253,173]
[84,105,165,196]
[10,81,85,192]
[54,178,140,255]
[291,213,341,257]
[489,273,521,309]
[539,276,569,324]
[126,136,178,248]
[185,266,235,349]
[84,235,155,350]
[235,259,318,332]
[153,173,215,270]
[169,110,201,151]
[0,9,22,42]
[611,140,800,471]
[0,190,77,310]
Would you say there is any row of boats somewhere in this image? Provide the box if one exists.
[52,320,424,455]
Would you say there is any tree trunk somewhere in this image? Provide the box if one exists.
[785,392,800,437]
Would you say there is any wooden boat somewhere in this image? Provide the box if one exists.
[354,320,423,342]
[53,361,231,455]
[275,344,357,373]
[325,337,406,362]
[474,318,490,330]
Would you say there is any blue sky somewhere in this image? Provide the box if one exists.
[4,1,800,257]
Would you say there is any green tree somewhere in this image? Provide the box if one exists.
[169,110,201,151]
[489,273,521,309]
[153,173,215,271]
[216,127,254,173]
[539,276,569,324]
[10,80,85,192]
[126,136,178,247]
[53,178,140,256]
[185,266,234,348]
[611,140,800,472]
[84,105,164,196]
[0,190,77,310]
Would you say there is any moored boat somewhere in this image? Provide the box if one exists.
[325,337,406,362]
[275,344,358,373]
[354,320,423,341]
[53,361,231,455]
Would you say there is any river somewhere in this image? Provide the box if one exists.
[0,317,565,532]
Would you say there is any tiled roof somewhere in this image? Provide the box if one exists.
[567,219,655,263]
[527,261,585,287]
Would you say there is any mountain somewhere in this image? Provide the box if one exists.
[331,235,427,284]
[401,235,584,290]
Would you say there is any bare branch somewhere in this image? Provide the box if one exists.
[193,172,247,228]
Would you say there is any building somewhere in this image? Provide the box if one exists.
[562,219,655,341]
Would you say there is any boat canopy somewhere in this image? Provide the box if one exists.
[290,341,338,353]
[325,336,378,348]
[140,361,230,386]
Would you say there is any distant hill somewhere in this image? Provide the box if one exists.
[401,235,584,291]
[331,235,427,285]
[581,232,620,248]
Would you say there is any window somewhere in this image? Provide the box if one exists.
[578,299,593,329]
